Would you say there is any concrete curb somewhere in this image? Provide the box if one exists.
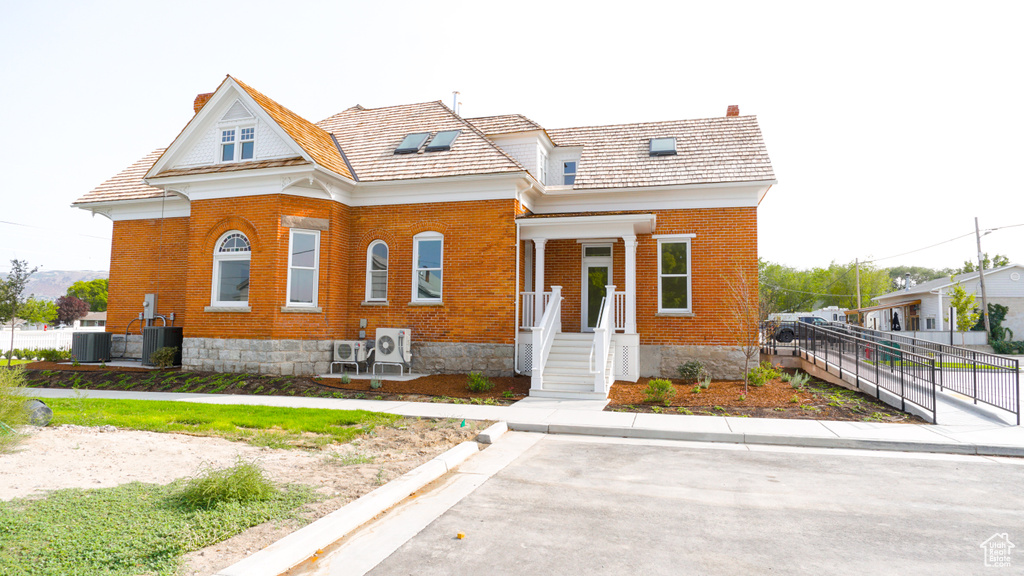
[476,421,508,444]
[509,422,1024,457]
[214,440,480,576]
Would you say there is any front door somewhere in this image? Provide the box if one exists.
[581,244,613,332]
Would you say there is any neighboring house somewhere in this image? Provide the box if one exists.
[72,76,776,397]
[847,264,1024,344]
[77,312,107,328]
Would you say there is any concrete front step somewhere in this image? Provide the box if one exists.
[529,388,608,400]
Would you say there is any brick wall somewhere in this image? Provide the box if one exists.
[107,217,189,333]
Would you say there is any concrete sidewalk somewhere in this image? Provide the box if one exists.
[22,388,1024,456]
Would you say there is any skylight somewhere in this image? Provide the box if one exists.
[395,132,430,154]
[425,130,461,152]
[650,137,677,156]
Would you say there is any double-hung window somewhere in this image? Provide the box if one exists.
[287,229,320,306]
[221,126,255,162]
[657,235,693,313]
[212,231,251,306]
[366,240,389,301]
[412,232,443,302]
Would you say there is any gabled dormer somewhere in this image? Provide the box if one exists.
[145,76,354,182]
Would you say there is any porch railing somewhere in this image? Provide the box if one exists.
[531,286,562,390]
[589,285,615,394]
[520,291,554,329]
[612,291,627,332]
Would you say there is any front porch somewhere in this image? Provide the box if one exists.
[514,214,655,399]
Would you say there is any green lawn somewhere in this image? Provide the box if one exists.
[47,397,400,449]
[0,479,314,576]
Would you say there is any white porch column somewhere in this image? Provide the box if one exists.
[936,290,943,332]
[622,235,637,334]
[534,238,547,325]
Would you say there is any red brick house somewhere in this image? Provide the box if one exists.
[73,76,775,399]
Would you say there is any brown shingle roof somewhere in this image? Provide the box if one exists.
[547,116,775,189]
[227,76,354,180]
[317,101,524,182]
[466,114,543,135]
[73,149,166,205]
[154,157,308,178]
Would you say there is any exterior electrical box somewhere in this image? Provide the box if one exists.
[142,326,183,366]
[71,332,113,363]
[143,294,158,320]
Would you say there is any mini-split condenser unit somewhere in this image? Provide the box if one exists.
[374,328,411,365]
[333,340,369,363]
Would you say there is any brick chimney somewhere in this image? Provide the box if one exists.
[193,93,214,114]
[726,105,740,117]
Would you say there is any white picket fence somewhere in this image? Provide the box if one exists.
[0,328,103,355]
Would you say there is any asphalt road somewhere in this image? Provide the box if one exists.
[366,435,1024,576]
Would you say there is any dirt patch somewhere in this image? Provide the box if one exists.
[608,376,921,423]
[0,419,483,575]
[23,363,531,404]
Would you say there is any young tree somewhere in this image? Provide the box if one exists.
[947,283,980,345]
[0,259,40,367]
[56,296,90,326]
[955,253,1009,274]
[67,279,108,312]
[725,259,762,394]
[19,298,58,326]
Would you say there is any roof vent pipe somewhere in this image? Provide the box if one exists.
[905,273,912,291]
[452,91,460,115]
[726,105,739,117]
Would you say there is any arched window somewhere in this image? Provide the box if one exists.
[412,231,443,302]
[212,231,251,306]
[366,240,388,301]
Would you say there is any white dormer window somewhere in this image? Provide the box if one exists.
[221,126,255,162]
[563,161,577,185]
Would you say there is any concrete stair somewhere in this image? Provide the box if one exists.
[531,333,613,400]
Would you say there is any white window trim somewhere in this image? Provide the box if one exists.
[218,122,256,163]
[563,160,577,185]
[211,230,251,307]
[657,235,693,313]
[286,228,320,307]
[365,240,389,302]
[412,231,444,303]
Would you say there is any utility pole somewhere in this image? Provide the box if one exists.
[855,258,862,309]
[975,217,991,334]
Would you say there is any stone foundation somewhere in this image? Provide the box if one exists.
[182,338,333,376]
[412,342,514,377]
[111,334,143,360]
[639,345,747,380]
[178,338,514,377]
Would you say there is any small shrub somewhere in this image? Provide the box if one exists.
[747,362,782,387]
[696,375,711,390]
[36,348,71,363]
[789,372,810,388]
[677,360,709,383]
[340,373,352,385]
[502,390,515,399]
[992,340,1024,355]
[643,378,676,404]
[790,394,800,403]
[177,458,278,508]
[149,346,179,368]
[466,371,494,393]
[370,379,383,390]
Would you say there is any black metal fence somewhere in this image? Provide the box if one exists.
[761,320,1021,425]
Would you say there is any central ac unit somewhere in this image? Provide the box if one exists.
[375,328,411,365]
[334,340,369,363]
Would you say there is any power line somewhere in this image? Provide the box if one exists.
[0,217,110,239]
[862,222,1024,265]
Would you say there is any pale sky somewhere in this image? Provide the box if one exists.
[1,0,1021,274]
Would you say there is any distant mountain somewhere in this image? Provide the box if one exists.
[0,270,109,301]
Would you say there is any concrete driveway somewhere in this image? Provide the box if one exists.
[347,434,1023,576]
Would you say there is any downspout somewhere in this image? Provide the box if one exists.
[512,179,537,375]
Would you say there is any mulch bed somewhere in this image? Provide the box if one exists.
[19,362,920,422]
[19,362,531,405]
[608,376,922,423]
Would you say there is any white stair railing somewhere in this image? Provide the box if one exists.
[613,291,627,332]
[530,286,562,390]
[520,291,553,328]
[590,284,616,394]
